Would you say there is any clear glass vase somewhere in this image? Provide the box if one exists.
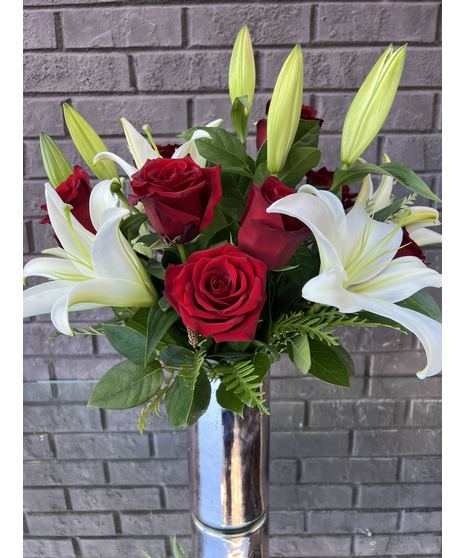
[188,378,270,557]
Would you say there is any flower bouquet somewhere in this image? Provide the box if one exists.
[23,26,441,553]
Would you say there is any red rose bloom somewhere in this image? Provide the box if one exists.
[256,102,324,150]
[130,157,222,243]
[306,167,334,189]
[238,177,310,270]
[40,166,95,233]
[164,243,267,342]
[395,228,426,262]
[157,143,181,158]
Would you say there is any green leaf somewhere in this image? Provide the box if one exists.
[308,339,353,387]
[216,381,245,416]
[373,195,414,222]
[293,119,320,148]
[278,146,321,187]
[145,305,179,363]
[170,536,188,558]
[88,359,164,409]
[397,289,442,322]
[287,333,311,374]
[159,345,194,368]
[39,132,73,188]
[332,162,440,202]
[63,103,117,180]
[103,324,146,364]
[119,213,148,242]
[195,138,250,171]
[231,96,249,143]
[165,368,211,427]
[253,161,270,185]
[146,260,166,280]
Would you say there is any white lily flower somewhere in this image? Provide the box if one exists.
[95,118,224,176]
[354,154,442,247]
[268,186,442,378]
[23,182,157,335]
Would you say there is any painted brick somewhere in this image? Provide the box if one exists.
[62,7,182,48]
[24,405,102,433]
[55,432,150,459]
[354,428,441,456]
[23,323,93,356]
[23,383,53,402]
[270,484,353,510]
[69,487,162,511]
[270,535,351,557]
[23,538,75,558]
[23,357,50,382]
[316,92,435,132]
[121,511,191,535]
[318,133,377,169]
[24,461,106,486]
[53,356,121,381]
[270,511,305,534]
[410,399,442,426]
[370,351,428,376]
[401,456,442,482]
[154,430,187,459]
[401,510,442,532]
[189,5,311,46]
[79,538,166,558]
[301,457,398,483]
[23,100,64,138]
[310,400,404,428]
[307,510,398,534]
[23,11,56,50]
[108,459,188,485]
[359,483,442,508]
[55,382,95,402]
[270,401,305,430]
[271,376,365,400]
[382,133,442,171]
[270,459,299,484]
[271,431,349,458]
[353,533,441,555]
[369,377,441,398]
[72,95,189,135]
[318,3,438,42]
[24,433,53,459]
[27,512,115,536]
[23,488,67,512]
[164,486,189,510]
[134,52,230,92]
[24,53,130,93]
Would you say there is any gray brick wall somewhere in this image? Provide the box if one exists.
[23,2,441,557]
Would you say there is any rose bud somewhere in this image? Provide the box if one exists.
[164,243,267,343]
[157,143,182,158]
[238,177,310,270]
[306,166,334,189]
[130,157,222,244]
[40,165,95,234]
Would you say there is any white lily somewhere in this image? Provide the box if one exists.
[355,154,442,248]
[96,118,224,177]
[23,182,157,335]
[268,186,442,378]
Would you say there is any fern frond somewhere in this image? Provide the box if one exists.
[219,360,269,414]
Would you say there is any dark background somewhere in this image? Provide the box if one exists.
[23,1,441,557]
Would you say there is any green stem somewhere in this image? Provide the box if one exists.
[177,243,187,263]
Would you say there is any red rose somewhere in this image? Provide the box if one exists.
[395,228,426,262]
[40,166,95,233]
[164,243,267,342]
[130,157,222,243]
[238,177,310,270]
[157,143,181,158]
[306,167,334,189]
[256,102,323,150]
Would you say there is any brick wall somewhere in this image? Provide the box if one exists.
[23,2,442,557]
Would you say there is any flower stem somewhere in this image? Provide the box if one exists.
[177,243,187,263]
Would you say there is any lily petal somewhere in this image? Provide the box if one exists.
[121,117,159,169]
[354,295,442,378]
[23,280,75,318]
[89,179,119,231]
[206,118,223,128]
[409,227,442,246]
[302,270,362,313]
[355,173,374,207]
[23,257,89,281]
[93,152,137,178]
[352,255,442,302]
[370,173,394,213]
[267,191,346,278]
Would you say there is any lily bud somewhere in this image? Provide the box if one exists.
[397,206,440,228]
[39,132,73,188]
[228,25,255,116]
[341,45,407,167]
[267,44,304,175]
[63,103,117,180]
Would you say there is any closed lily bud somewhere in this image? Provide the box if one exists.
[39,132,73,188]
[63,103,117,180]
[267,44,304,176]
[341,45,406,167]
[228,25,255,115]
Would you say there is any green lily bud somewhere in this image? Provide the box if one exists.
[267,44,304,176]
[341,44,407,167]
[39,132,73,188]
[63,103,117,180]
[228,25,255,116]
